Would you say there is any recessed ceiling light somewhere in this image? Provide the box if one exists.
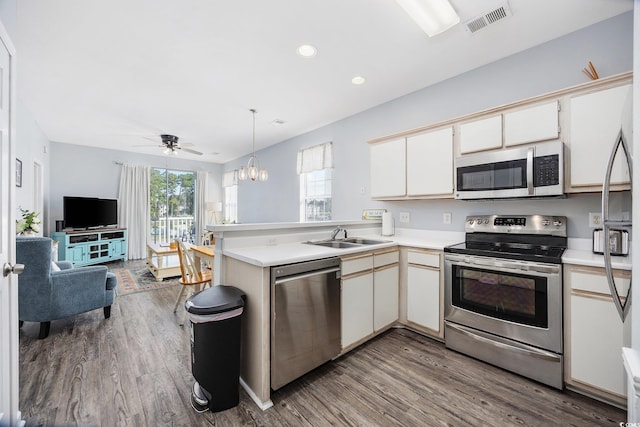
[297,44,317,58]
[352,76,366,85]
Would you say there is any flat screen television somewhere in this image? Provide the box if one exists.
[63,196,118,230]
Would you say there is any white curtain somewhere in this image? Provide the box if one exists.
[297,142,333,174]
[196,171,208,243]
[118,164,150,260]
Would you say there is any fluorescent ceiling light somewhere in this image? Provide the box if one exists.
[395,0,460,37]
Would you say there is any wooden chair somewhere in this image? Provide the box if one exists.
[173,240,212,326]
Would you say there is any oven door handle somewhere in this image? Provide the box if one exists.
[448,323,560,362]
[446,254,559,274]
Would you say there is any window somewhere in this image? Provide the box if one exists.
[150,168,196,244]
[223,170,238,224]
[300,169,332,221]
[297,142,333,222]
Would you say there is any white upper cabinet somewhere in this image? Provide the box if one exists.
[406,127,454,196]
[568,84,632,189]
[459,115,502,154]
[370,138,406,198]
[504,101,559,147]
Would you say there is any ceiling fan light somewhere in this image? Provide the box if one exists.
[395,0,460,37]
[163,147,172,155]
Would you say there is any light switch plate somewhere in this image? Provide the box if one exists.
[399,212,410,223]
[443,212,452,224]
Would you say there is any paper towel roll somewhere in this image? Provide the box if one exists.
[382,212,394,236]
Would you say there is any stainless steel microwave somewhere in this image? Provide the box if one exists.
[454,140,564,200]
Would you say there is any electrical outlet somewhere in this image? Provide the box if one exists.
[443,212,452,224]
[589,212,602,228]
[399,212,410,223]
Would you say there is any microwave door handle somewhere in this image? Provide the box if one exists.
[527,147,534,195]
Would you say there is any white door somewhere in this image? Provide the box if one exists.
[0,21,20,427]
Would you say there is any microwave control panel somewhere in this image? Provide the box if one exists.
[533,154,559,187]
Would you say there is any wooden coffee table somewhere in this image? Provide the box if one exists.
[146,243,181,281]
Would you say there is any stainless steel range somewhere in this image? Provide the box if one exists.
[444,214,567,389]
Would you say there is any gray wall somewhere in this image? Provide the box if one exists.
[49,142,223,234]
[226,12,633,239]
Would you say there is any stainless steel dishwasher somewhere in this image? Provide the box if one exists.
[271,257,341,390]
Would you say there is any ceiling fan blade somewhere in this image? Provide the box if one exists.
[180,147,203,155]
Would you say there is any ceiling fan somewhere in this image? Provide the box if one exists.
[157,134,203,156]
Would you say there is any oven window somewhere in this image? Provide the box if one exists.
[457,159,527,191]
[451,265,548,328]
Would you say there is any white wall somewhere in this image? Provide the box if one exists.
[226,12,633,239]
[16,101,51,234]
[49,142,223,234]
[0,2,53,235]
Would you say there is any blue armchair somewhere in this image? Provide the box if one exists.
[16,236,118,339]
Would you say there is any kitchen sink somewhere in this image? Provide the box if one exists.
[304,237,391,249]
[307,241,361,248]
[343,237,390,245]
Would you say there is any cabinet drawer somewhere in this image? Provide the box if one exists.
[374,250,399,268]
[569,267,630,297]
[407,250,440,268]
[341,254,373,276]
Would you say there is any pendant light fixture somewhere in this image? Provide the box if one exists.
[238,109,268,182]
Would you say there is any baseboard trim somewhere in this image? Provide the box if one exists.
[240,377,273,411]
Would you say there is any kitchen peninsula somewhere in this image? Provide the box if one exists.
[208,220,632,410]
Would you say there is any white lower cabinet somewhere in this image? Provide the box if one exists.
[405,249,441,337]
[341,271,374,348]
[341,254,374,349]
[341,250,399,350]
[565,264,631,405]
[373,250,400,331]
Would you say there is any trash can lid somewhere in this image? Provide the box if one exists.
[185,285,245,315]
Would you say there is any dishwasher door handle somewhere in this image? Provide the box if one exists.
[274,267,341,285]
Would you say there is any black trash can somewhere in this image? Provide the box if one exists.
[185,285,246,413]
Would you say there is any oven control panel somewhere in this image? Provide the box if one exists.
[465,214,566,236]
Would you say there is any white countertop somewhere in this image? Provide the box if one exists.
[222,229,465,267]
[220,227,633,270]
[563,248,632,270]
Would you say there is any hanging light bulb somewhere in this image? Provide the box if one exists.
[238,109,267,182]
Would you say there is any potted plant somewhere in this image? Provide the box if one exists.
[16,208,40,235]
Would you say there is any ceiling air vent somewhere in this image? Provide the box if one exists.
[465,3,512,34]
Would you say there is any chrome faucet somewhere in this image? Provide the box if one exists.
[330,226,347,240]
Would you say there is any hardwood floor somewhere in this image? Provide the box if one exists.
[19,272,626,426]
